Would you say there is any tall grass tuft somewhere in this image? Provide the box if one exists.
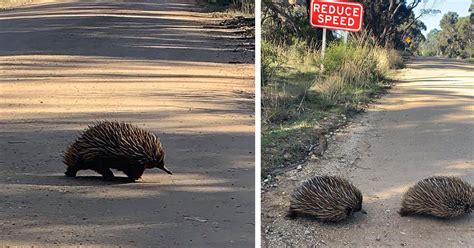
[315,42,403,106]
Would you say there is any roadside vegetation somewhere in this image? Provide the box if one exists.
[261,1,425,176]
[200,0,254,16]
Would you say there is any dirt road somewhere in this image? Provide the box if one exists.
[262,57,473,247]
[0,1,254,246]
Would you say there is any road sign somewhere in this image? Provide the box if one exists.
[310,0,364,32]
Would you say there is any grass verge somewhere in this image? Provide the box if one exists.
[262,39,403,177]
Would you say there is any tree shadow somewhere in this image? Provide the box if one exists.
[407,56,473,72]
[0,0,254,64]
[0,121,255,246]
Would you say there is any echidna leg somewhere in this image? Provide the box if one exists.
[398,208,414,216]
[286,208,297,219]
[89,160,115,181]
[123,165,146,182]
[97,168,115,181]
[65,166,79,177]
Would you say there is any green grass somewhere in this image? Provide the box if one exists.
[262,39,402,176]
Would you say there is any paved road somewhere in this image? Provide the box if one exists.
[262,57,473,247]
[0,1,254,246]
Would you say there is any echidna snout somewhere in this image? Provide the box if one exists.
[153,155,172,175]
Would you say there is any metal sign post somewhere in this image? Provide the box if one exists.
[309,0,364,72]
[321,28,327,72]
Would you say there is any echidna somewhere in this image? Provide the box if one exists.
[63,121,172,181]
[288,175,364,222]
[399,176,473,218]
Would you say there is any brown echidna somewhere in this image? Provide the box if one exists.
[63,121,172,181]
[399,176,473,218]
[288,175,364,222]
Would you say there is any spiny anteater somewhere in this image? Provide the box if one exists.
[63,121,172,181]
[288,175,364,222]
[399,176,473,218]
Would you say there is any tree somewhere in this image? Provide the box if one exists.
[455,16,473,58]
[354,0,422,47]
[262,0,334,47]
[420,29,440,56]
[421,12,472,59]
[437,12,463,58]
[398,15,426,53]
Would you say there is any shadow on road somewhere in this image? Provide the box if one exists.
[0,0,252,63]
[0,122,254,246]
[0,0,255,246]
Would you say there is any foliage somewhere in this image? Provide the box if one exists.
[203,0,254,14]
[397,13,426,54]
[420,12,473,58]
[261,40,283,87]
[353,0,422,48]
[262,0,334,46]
[420,29,440,56]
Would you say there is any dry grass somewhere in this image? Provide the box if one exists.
[262,38,403,174]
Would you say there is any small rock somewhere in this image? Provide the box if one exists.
[297,165,302,170]
[375,237,381,241]
[400,231,406,235]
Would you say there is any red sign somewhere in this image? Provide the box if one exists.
[310,1,364,32]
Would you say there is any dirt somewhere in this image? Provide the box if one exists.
[0,0,254,246]
[262,57,474,247]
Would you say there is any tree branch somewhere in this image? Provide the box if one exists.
[262,0,299,33]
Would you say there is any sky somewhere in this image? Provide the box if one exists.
[414,0,472,35]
